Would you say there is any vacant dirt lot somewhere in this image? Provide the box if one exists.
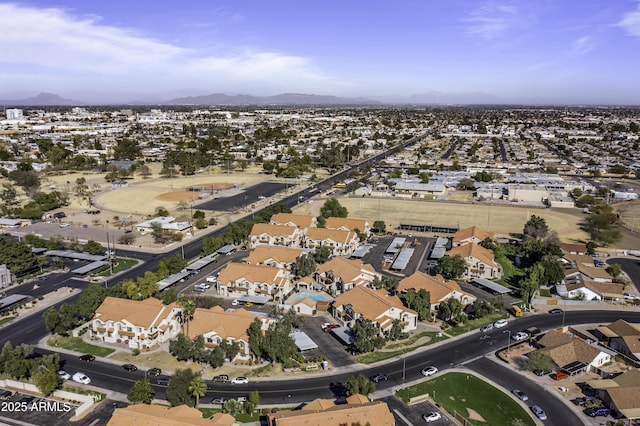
[296,197,590,242]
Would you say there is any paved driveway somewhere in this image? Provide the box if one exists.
[301,316,356,368]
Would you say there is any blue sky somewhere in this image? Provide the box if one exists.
[1,1,640,104]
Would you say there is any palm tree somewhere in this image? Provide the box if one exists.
[177,295,196,336]
[188,376,207,408]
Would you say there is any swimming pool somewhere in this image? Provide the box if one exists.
[294,292,333,303]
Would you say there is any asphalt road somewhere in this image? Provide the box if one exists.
[469,357,574,426]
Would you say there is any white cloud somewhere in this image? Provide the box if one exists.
[0,3,342,95]
[617,3,640,37]
[572,36,595,54]
[463,1,519,39]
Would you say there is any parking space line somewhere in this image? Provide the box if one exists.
[0,415,39,426]
[393,408,414,426]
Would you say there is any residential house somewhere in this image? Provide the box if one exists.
[315,257,380,295]
[90,297,182,349]
[398,272,477,312]
[452,225,494,247]
[217,263,292,301]
[585,369,640,420]
[446,243,503,280]
[270,213,317,231]
[555,275,623,301]
[594,319,640,362]
[245,246,305,271]
[531,330,613,376]
[324,217,370,235]
[266,395,395,426]
[331,286,418,335]
[556,256,621,301]
[188,306,268,360]
[108,404,237,426]
[564,254,614,283]
[559,242,588,255]
[248,223,302,249]
[303,228,360,257]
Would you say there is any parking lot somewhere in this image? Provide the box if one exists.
[0,390,78,426]
[383,395,454,425]
[300,316,356,368]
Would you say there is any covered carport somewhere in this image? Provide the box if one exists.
[71,261,108,275]
[472,278,512,295]
[289,330,318,351]
[238,295,271,305]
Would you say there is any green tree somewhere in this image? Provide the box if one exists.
[525,352,555,372]
[523,215,549,240]
[84,240,105,255]
[294,254,317,277]
[128,378,154,404]
[222,399,243,416]
[43,307,61,333]
[177,295,196,336]
[372,220,386,233]
[113,138,142,160]
[320,198,348,218]
[606,263,622,278]
[165,368,198,407]
[32,366,59,396]
[438,298,464,324]
[346,373,376,396]
[313,246,332,264]
[188,376,207,408]
[352,319,385,354]
[435,255,466,280]
[248,390,260,407]
[586,241,597,255]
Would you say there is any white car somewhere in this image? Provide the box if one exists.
[420,366,438,377]
[231,377,248,384]
[494,319,508,328]
[57,370,71,381]
[59,223,70,228]
[423,411,442,422]
[231,299,239,306]
[511,331,529,341]
[72,372,91,385]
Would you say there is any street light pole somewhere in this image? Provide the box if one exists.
[503,330,512,357]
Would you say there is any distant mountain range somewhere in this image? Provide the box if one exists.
[163,92,381,106]
[0,92,84,106]
[0,91,506,107]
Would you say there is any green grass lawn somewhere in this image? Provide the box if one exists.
[0,317,16,326]
[397,372,535,426]
[356,332,449,364]
[94,258,138,277]
[446,312,507,337]
[48,335,115,357]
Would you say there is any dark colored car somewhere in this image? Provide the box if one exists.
[147,368,162,377]
[549,308,563,314]
[370,373,388,383]
[155,376,170,386]
[79,354,95,362]
[122,364,137,372]
[212,374,229,383]
[585,407,611,417]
